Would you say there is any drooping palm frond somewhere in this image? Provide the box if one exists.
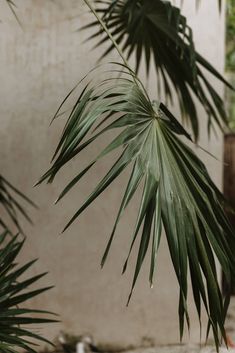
[37,65,235,349]
[0,175,36,236]
[0,177,55,352]
[0,231,56,353]
[0,3,54,351]
[82,0,232,140]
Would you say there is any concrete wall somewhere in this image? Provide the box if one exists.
[0,0,225,348]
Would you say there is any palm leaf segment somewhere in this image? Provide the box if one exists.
[0,178,56,352]
[83,0,233,140]
[0,232,56,353]
[38,65,235,348]
[0,175,36,236]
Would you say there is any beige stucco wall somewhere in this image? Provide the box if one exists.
[0,0,225,348]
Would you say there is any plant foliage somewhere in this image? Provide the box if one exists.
[0,175,56,352]
[0,3,55,352]
[82,0,233,140]
[4,0,21,26]
[0,174,56,352]
[0,231,56,353]
[226,0,235,72]
[225,0,235,132]
[0,175,36,236]
[38,65,235,349]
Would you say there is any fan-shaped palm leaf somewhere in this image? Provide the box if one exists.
[82,0,232,140]
[0,231,56,353]
[37,64,235,350]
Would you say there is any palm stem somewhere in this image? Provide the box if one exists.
[83,0,129,67]
[83,0,142,88]
[83,0,153,105]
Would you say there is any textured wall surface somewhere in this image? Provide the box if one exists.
[0,0,226,348]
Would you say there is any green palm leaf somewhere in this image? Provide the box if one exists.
[38,65,235,350]
[0,175,36,236]
[82,0,233,140]
[4,0,21,27]
[0,232,57,353]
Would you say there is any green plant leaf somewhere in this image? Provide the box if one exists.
[0,175,36,237]
[82,0,233,140]
[0,234,57,353]
[38,64,235,350]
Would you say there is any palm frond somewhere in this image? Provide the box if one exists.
[0,175,36,236]
[5,0,21,27]
[0,232,57,353]
[0,177,55,351]
[38,64,235,350]
[82,0,232,140]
